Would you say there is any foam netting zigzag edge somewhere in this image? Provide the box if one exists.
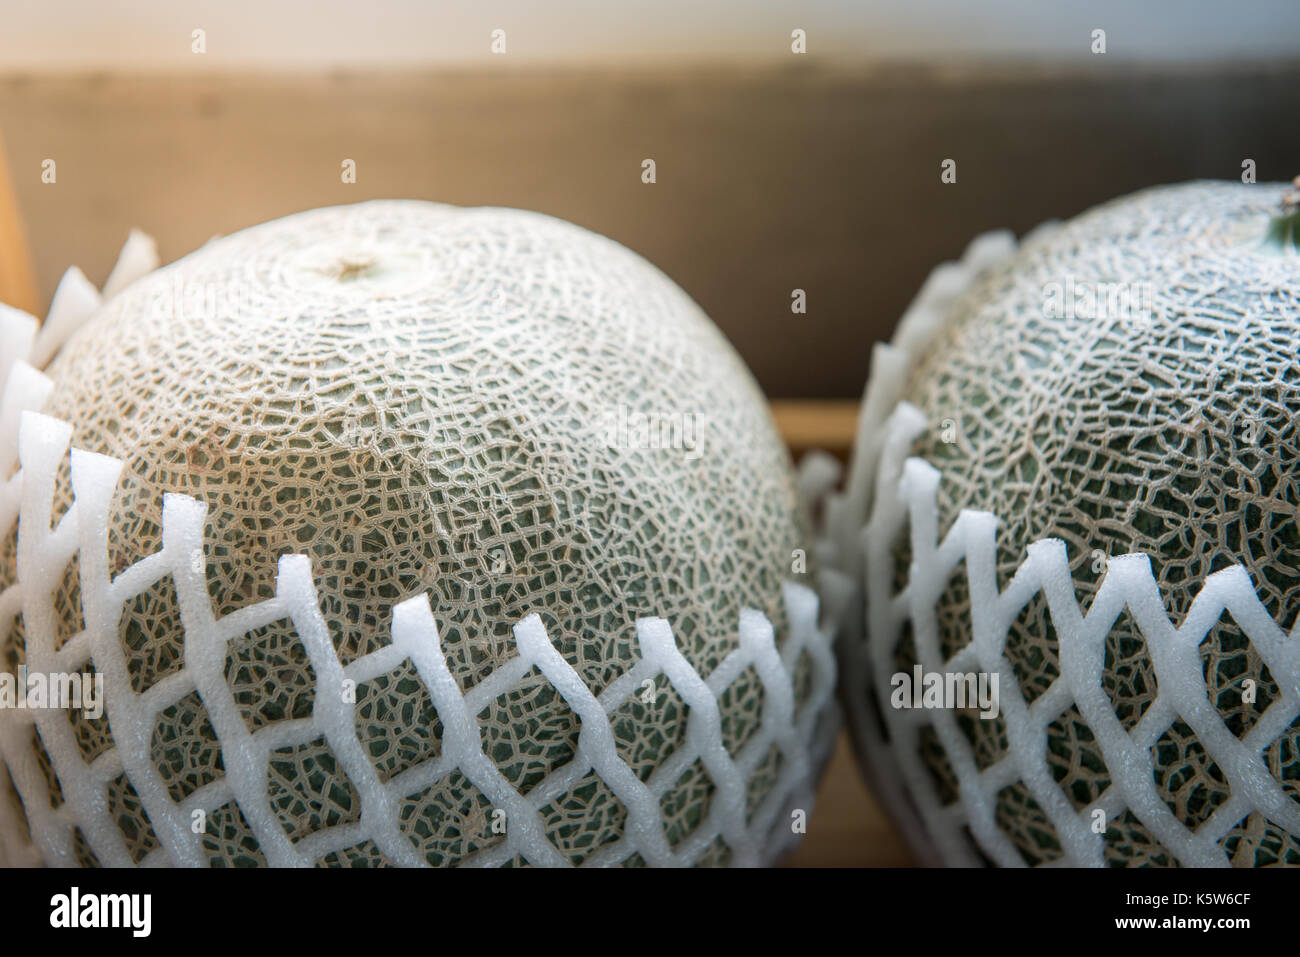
[830,226,1300,867]
[0,238,846,868]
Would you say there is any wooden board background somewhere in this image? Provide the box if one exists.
[2,63,1299,398]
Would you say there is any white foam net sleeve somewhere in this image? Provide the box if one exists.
[0,235,841,868]
[848,404,1300,867]
[828,221,1300,867]
[0,403,839,868]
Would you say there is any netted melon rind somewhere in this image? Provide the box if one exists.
[837,181,1300,866]
[0,203,840,865]
[864,414,1300,866]
[0,410,839,866]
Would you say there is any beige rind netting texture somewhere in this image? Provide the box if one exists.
[860,405,1300,867]
[0,205,842,866]
[0,407,838,869]
[0,403,832,868]
[836,182,1300,867]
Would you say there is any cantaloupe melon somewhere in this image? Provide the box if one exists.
[0,201,830,866]
[846,179,1300,867]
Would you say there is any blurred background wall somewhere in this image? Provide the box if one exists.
[1,1,1299,399]
[5,0,1300,67]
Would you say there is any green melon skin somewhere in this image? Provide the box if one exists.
[2,201,816,866]
[895,181,1300,866]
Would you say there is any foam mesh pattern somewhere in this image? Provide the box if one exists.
[0,209,843,867]
[835,182,1300,867]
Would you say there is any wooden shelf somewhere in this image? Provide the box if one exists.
[770,399,860,457]
[783,729,914,867]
